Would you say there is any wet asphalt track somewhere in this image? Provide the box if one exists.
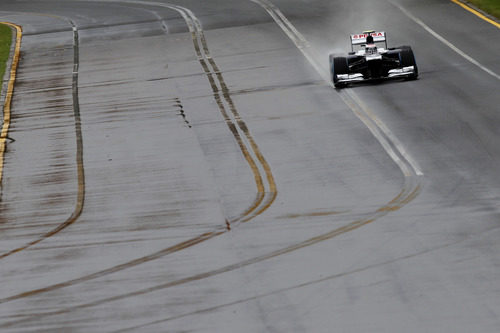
[0,0,499,332]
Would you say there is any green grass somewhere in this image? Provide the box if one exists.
[466,0,500,19]
[0,24,13,85]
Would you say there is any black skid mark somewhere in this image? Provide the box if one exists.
[173,97,191,128]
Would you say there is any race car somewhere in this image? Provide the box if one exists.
[329,30,418,88]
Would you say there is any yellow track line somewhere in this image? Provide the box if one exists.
[0,22,22,185]
[451,0,500,29]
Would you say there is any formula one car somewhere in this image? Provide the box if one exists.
[329,30,418,88]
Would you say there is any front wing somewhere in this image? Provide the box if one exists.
[336,65,417,84]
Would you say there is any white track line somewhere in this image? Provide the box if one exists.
[390,0,500,81]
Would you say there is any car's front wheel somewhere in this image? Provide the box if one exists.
[330,56,349,88]
[399,47,418,79]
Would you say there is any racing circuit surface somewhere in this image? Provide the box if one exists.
[0,0,499,332]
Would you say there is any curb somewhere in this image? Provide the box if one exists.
[0,22,22,186]
[0,24,16,122]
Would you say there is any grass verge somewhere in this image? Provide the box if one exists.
[466,0,500,18]
[0,24,13,85]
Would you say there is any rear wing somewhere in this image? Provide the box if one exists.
[350,31,387,51]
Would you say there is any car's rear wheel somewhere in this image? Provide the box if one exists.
[331,56,349,88]
[399,47,418,79]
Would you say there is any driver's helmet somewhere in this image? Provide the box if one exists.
[365,34,377,54]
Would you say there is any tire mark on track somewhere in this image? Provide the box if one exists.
[168,3,277,224]
[0,16,85,259]
[0,186,422,329]
[85,0,277,225]
[0,231,223,305]
[113,240,456,332]
[0,0,275,305]
[0,1,423,322]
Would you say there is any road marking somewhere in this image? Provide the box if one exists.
[451,0,500,29]
[345,90,423,176]
[390,1,500,81]
[0,22,22,185]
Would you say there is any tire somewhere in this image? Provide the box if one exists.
[330,56,349,88]
[395,45,411,51]
[399,47,418,79]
